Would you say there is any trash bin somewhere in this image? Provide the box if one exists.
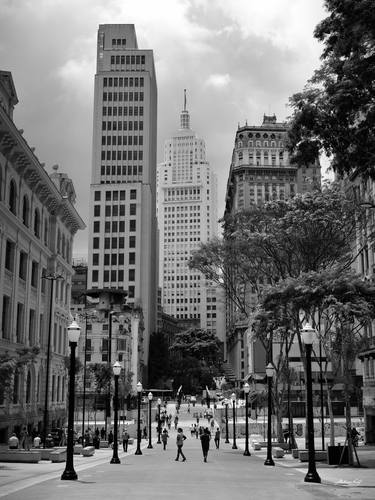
[327,445,349,465]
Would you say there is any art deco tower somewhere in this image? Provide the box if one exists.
[87,25,158,379]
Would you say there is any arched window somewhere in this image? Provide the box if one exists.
[9,179,17,214]
[34,208,40,237]
[26,370,31,404]
[22,195,30,226]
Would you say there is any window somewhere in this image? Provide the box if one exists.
[93,237,100,249]
[31,261,38,288]
[129,220,136,232]
[93,253,99,266]
[92,270,99,282]
[9,179,17,214]
[129,269,135,281]
[129,253,135,264]
[130,189,137,200]
[104,254,110,265]
[93,221,100,233]
[2,295,11,339]
[94,205,101,217]
[29,309,36,344]
[94,191,101,201]
[16,303,24,343]
[5,240,15,272]
[22,195,30,226]
[34,208,41,238]
[129,236,136,248]
[129,203,136,215]
[19,251,28,280]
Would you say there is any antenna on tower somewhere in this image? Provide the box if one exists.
[184,89,187,111]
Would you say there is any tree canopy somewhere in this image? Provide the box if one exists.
[287,0,375,180]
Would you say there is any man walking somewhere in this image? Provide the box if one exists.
[122,429,129,452]
[214,427,221,449]
[200,427,211,462]
[175,428,187,462]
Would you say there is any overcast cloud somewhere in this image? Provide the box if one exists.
[0,0,327,257]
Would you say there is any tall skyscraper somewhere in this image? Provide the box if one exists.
[157,93,224,342]
[87,25,158,381]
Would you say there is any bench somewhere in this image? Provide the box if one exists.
[0,450,41,463]
[100,440,109,448]
[82,446,95,457]
[128,438,134,445]
[252,442,262,451]
[50,449,66,462]
[273,448,285,458]
[74,444,83,455]
[299,450,327,462]
[40,448,57,460]
[259,442,289,450]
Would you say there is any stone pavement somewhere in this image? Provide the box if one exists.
[0,403,375,499]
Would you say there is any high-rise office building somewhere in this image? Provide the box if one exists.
[87,25,158,381]
[157,93,225,343]
[224,114,321,383]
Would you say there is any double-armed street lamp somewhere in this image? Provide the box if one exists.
[157,398,162,444]
[110,361,121,464]
[61,320,81,481]
[264,363,275,466]
[231,393,237,449]
[301,323,321,483]
[224,399,230,443]
[147,392,153,449]
[243,383,251,456]
[135,382,143,455]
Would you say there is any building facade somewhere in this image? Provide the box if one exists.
[0,71,85,442]
[224,114,321,383]
[157,94,225,345]
[87,25,158,383]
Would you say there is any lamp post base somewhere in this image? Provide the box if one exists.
[147,444,153,449]
[225,438,230,444]
[110,457,121,464]
[61,469,78,481]
[135,449,142,455]
[232,443,238,450]
[243,449,251,456]
[304,471,321,483]
[264,457,275,466]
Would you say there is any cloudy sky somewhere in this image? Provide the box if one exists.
[0,0,328,257]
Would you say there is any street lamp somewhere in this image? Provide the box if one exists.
[224,399,230,443]
[231,393,237,449]
[110,361,121,464]
[157,398,162,444]
[135,382,143,455]
[147,392,153,449]
[106,311,115,435]
[264,363,275,466]
[61,320,81,481]
[301,323,321,483]
[243,383,251,456]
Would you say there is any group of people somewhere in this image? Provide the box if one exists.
[8,427,43,450]
[175,425,221,463]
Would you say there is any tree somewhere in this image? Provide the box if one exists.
[288,0,375,180]
[170,328,223,394]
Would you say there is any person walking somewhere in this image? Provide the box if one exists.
[174,415,179,430]
[200,427,211,462]
[175,427,187,462]
[214,427,221,449]
[122,429,129,452]
[161,428,169,450]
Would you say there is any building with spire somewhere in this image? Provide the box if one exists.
[157,92,225,346]
[87,25,158,383]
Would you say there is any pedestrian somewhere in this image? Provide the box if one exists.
[161,428,169,450]
[214,427,221,449]
[175,427,187,462]
[200,427,211,462]
[20,426,29,450]
[143,426,147,439]
[33,434,41,448]
[351,427,360,447]
[122,429,129,452]
[46,433,54,448]
[210,418,215,430]
[100,427,105,439]
[8,432,19,449]
[174,415,179,430]
[108,429,114,446]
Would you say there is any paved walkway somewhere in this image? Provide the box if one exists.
[1,403,375,499]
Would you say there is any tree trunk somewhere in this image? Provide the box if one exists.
[344,379,354,466]
[326,385,335,446]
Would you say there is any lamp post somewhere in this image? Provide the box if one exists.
[231,393,237,449]
[264,363,275,466]
[61,320,81,481]
[105,311,115,436]
[147,392,153,449]
[243,383,251,456]
[81,309,96,439]
[224,399,230,443]
[301,323,321,483]
[135,382,143,455]
[157,398,162,444]
[110,361,121,464]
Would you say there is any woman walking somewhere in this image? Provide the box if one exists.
[200,427,211,462]
[161,428,169,450]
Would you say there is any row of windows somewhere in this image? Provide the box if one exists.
[111,38,127,47]
[101,150,143,161]
[110,54,146,66]
[92,235,136,249]
[100,164,143,177]
[101,135,143,146]
[102,106,144,117]
[93,217,136,233]
[103,77,144,88]
[94,189,137,201]
[92,252,136,266]
[103,91,144,102]
[102,120,143,131]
